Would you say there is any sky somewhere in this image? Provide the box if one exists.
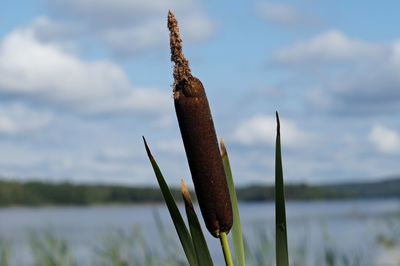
[1,0,400,186]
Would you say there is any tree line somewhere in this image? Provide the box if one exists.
[0,177,399,206]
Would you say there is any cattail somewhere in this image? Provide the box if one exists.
[168,11,233,237]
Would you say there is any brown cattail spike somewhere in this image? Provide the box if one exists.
[168,11,233,238]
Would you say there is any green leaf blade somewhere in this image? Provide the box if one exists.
[220,140,246,266]
[275,112,289,266]
[143,137,198,266]
[181,180,214,266]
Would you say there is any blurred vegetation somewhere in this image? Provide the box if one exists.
[93,228,186,266]
[0,238,10,266]
[30,231,75,266]
[0,177,399,206]
[1,217,399,266]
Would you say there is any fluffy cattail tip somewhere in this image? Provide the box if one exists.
[168,10,191,87]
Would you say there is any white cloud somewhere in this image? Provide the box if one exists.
[95,147,139,164]
[275,30,383,65]
[256,2,321,28]
[101,16,213,56]
[30,16,81,50]
[42,0,215,56]
[276,31,400,115]
[231,115,307,147]
[0,27,170,115]
[0,146,151,185]
[101,20,166,56]
[47,0,185,27]
[0,103,53,135]
[155,139,185,155]
[369,125,400,154]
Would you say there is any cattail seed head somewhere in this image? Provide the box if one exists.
[168,11,233,237]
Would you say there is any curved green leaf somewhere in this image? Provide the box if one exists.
[181,180,214,266]
[220,139,246,266]
[143,137,198,266]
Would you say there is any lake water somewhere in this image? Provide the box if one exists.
[0,199,399,265]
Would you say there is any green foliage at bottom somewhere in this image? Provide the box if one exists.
[0,239,10,266]
[29,231,75,266]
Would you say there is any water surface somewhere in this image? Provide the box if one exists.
[0,199,399,265]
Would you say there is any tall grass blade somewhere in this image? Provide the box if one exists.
[152,210,182,263]
[275,112,289,266]
[181,180,214,266]
[143,137,198,266]
[220,139,246,266]
[0,239,10,266]
[29,231,75,266]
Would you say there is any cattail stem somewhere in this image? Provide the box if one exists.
[219,232,233,266]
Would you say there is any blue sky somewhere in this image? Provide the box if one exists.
[1,0,400,186]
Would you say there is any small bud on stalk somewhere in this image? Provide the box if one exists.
[168,11,233,237]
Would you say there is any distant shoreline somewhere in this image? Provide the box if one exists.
[1,197,399,209]
[0,177,399,206]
